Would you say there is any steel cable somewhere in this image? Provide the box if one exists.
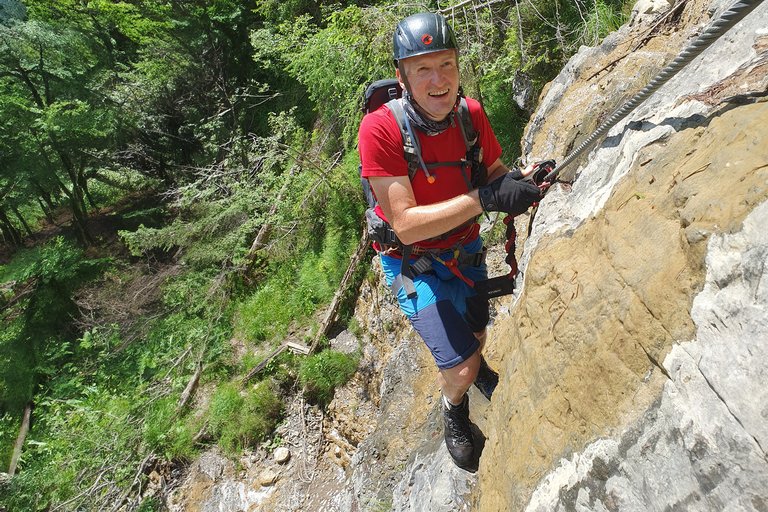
[543,0,765,182]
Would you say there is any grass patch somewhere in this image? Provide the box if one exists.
[143,395,199,461]
[299,349,359,405]
[207,381,283,456]
[0,246,42,283]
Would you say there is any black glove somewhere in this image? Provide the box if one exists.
[478,173,541,216]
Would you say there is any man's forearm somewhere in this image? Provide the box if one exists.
[390,190,483,245]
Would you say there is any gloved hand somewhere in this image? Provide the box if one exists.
[478,172,541,216]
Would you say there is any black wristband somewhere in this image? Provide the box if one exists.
[478,185,496,211]
[508,168,524,180]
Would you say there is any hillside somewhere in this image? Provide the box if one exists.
[2,0,766,510]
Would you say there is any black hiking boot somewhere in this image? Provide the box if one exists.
[442,394,476,471]
[474,357,499,401]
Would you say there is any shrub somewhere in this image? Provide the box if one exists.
[299,349,359,405]
[143,396,198,461]
[207,381,283,455]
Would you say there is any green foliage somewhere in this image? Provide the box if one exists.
[0,237,109,414]
[207,381,283,455]
[256,350,298,388]
[0,246,42,283]
[481,0,629,93]
[137,497,163,512]
[270,6,404,149]
[2,384,144,511]
[299,349,359,405]
[32,236,99,284]
[0,411,19,471]
[120,110,311,267]
[584,0,630,46]
[233,149,364,342]
[143,396,198,461]
[479,71,530,163]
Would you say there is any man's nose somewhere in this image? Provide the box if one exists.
[429,69,446,84]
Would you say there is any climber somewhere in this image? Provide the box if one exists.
[357,12,542,471]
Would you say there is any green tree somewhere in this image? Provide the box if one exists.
[0,13,122,243]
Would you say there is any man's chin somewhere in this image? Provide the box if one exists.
[424,105,453,122]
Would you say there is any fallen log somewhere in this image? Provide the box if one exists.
[8,402,32,476]
[177,361,203,412]
[309,232,370,354]
[241,344,288,386]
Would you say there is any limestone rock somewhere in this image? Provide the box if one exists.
[478,0,768,510]
[258,469,279,487]
[168,449,274,512]
[633,0,671,15]
[524,203,768,511]
[273,447,291,464]
[330,329,359,354]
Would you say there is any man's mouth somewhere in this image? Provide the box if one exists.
[428,89,450,97]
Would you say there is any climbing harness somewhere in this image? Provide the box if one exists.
[366,0,765,303]
[541,0,765,184]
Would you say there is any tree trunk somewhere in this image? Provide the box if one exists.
[244,165,299,268]
[69,193,93,246]
[46,134,93,245]
[309,231,371,354]
[37,197,55,225]
[80,168,98,209]
[11,206,33,237]
[177,361,203,412]
[8,402,32,476]
[0,210,23,246]
[32,179,58,210]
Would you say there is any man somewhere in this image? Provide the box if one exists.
[358,12,541,471]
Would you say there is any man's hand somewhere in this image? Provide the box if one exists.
[478,173,541,216]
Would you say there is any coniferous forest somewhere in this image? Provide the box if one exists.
[0,0,629,508]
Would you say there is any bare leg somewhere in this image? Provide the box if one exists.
[438,351,481,404]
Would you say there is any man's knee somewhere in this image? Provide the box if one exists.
[441,351,481,389]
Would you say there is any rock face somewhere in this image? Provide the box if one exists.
[475,0,768,510]
[522,202,768,512]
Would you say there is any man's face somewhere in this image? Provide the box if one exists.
[397,49,459,122]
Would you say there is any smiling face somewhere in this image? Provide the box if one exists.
[397,49,460,122]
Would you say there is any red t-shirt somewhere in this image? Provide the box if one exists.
[358,97,502,250]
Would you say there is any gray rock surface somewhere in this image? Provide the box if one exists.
[168,449,275,512]
[479,0,768,509]
[524,201,768,511]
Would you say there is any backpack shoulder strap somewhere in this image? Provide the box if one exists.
[456,97,489,188]
[387,98,430,182]
[455,97,478,152]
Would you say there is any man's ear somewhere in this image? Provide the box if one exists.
[395,67,405,90]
